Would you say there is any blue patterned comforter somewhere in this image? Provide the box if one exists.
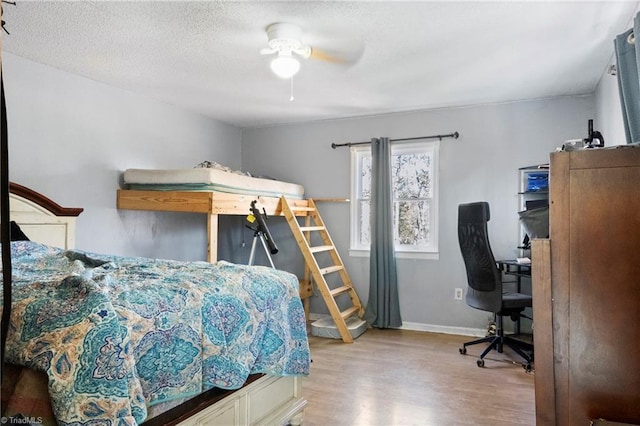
[1,241,310,425]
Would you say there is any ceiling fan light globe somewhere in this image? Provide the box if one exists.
[270,56,300,79]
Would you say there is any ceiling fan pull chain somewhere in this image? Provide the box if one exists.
[290,77,295,102]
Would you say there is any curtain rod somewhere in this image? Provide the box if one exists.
[331,131,459,149]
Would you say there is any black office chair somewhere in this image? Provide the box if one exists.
[457,202,534,370]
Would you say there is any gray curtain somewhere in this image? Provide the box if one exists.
[615,13,640,144]
[364,137,402,328]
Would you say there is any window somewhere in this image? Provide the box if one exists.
[350,141,439,259]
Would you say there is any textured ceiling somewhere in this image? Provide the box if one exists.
[2,1,637,128]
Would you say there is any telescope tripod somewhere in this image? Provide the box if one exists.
[248,229,276,268]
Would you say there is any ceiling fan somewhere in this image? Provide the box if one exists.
[260,22,361,79]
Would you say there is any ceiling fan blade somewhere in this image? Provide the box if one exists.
[260,22,364,68]
[309,44,364,66]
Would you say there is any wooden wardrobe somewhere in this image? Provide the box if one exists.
[532,147,640,425]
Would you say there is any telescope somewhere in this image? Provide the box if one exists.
[246,200,278,267]
[249,200,278,254]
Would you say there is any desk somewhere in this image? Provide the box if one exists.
[496,259,532,335]
[497,259,531,280]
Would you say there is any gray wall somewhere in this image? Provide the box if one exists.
[3,53,241,260]
[241,97,594,331]
[6,49,625,332]
[595,58,626,146]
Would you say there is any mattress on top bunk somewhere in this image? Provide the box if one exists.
[124,168,305,199]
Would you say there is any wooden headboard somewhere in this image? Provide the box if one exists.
[9,182,83,249]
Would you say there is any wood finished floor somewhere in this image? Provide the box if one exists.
[301,328,535,426]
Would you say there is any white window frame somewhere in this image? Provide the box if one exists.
[349,141,440,260]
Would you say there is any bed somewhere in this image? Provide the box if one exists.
[2,183,310,426]
[117,166,312,264]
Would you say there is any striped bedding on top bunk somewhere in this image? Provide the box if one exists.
[123,167,305,199]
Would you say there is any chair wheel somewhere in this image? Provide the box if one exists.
[459,347,467,355]
[477,359,485,368]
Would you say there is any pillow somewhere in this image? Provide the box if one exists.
[10,221,30,241]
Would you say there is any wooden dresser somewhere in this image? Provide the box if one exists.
[532,147,640,425]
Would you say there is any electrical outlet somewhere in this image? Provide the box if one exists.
[454,288,463,300]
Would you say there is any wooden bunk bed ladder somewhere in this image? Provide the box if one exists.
[280,197,365,343]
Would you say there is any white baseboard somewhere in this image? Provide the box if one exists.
[398,321,486,337]
[308,314,486,337]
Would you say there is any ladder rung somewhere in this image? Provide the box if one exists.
[290,206,316,212]
[300,226,325,232]
[340,306,360,320]
[319,265,344,275]
[330,285,352,297]
[310,245,334,253]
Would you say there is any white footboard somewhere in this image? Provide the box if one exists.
[177,375,306,426]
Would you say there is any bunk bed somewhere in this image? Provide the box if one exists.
[117,167,311,263]
[1,183,310,426]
